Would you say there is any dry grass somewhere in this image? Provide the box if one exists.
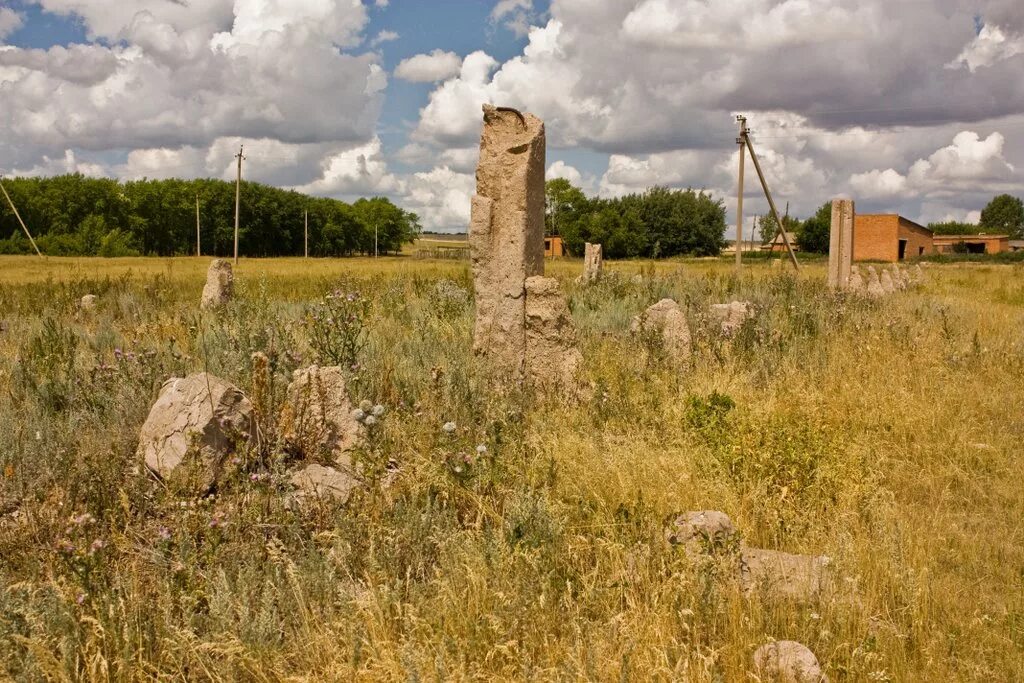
[0,255,1022,681]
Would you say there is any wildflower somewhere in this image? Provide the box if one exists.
[89,539,106,555]
[157,526,171,541]
[364,415,377,427]
[76,592,87,606]
[442,421,457,434]
[352,408,367,422]
[359,399,373,413]
[372,404,386,417]
[476,444,487,455]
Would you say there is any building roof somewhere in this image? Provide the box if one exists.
[933,234,1009,240]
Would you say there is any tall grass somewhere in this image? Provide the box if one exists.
[0,256,1022,681]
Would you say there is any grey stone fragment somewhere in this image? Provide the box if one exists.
[865,266,885,298]
[137,373,254,492]
[741,547,831,602]
[879,269,895,294]
[80,294,98,311]
[847,266,865,293]
[201,259,234,309]
[290,464,359,504]
[631,299,691,362]
[709,300,754,336]
[524,276,582,389]
[581,242,603,283]
[753,641,828,682]
[281,366,362,468]
[666,510,739,557]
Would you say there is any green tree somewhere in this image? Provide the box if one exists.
[756,213,800,245]
[979,194,1024,239]
[796,203,832,254]
[928,221,982,235]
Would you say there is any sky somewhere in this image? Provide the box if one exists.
[1,0,1023,236]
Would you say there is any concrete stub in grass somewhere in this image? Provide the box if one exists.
[753,641,828,683]
[137,373,254,493]
[280,365,362,469]
[290,463,360,504]
[581,242,603,283]
[865,266,885,298]
[879,268,896,294]
[827,199,854,290]
[848,265,865,293]
[524,276,583,389]
[201,259,234,309]
[741,547,831,602]
[631,299,692,363]
[469,105,546,379]
[912,264,925,284]
[80,294,98,311]
[709,301,755,337]
[666,510,739,558]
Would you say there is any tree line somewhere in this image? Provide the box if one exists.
[754,193,1024,254]
[0,174,421,257]
[545,179,727,258]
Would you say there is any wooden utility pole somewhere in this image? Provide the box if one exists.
[304,210,309,259]
[0,176,42,258]
[735,116,747,272]
[234,145,245,265]
[374,222,379,258]
[740,125,800,271]
[195,192,201,257]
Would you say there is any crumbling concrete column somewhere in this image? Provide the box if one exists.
[525,276,582,388]
[581,242,603,283]
[469,105,546,378]
[828,199,854,290]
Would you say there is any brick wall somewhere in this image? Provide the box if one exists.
[853,214,899,261]
[854,214,934,262]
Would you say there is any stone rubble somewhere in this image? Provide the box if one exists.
[524,276,583,388]
[709,301,755,337]
[580,242,603,283]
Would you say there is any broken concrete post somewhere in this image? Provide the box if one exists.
[709,301,755,337]
[666,510,739,559]
[524,276,583,388]
[581,242,603,283]
[201,259,234,309]
[879,268,896,294]
[912,264,925,284]
[827,199,854,290]
[865,266,885,298]
[753,641,828,683]
[137,373,254,493]
[280,365,362,469]
[891,265,907,290]
[80,294,98,311]
[741,547,831,602]
[469,105,546,379]
[848,265,865,293]
[631,299,691,363]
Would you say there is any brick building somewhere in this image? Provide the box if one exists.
[854,214,934,262]
[933,234,1009,255]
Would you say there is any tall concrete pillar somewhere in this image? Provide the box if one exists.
[828,199,855,289]
[469,105,546,378]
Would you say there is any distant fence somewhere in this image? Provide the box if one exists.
[415,246,470,260]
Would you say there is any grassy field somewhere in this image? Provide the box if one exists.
[0,254,1022,681]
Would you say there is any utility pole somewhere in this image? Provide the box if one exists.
[304,210,309,259]
[234,145,245,265]
[196,192,201,257]
[0,176,42,258]
[735,115,747,272]
[374,221,379,258]
[740,125,800,271]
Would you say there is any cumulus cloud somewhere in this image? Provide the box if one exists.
[490,0,536,37]
[0,0,383,166]
[0,8,24,40]
[403,166,475,231]
[850,131,1016,199]
[947,24,1024,72]
[394,50,463,83]
[370,29,399,47]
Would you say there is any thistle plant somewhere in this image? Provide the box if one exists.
[304,289,372,368]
